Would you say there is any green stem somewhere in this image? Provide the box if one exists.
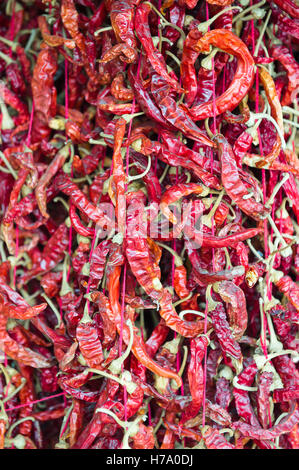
[41,293,62,328]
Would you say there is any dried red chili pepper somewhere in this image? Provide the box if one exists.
[270,44,299,107]
[210,301,243,369]
[233,403,299,440]
[135,4,181,92]
[0,0,297,451]
[61,0,100,85]
[0,313,52,368]
[76,309,104,370]
[106,263,182,388]
[267,0,299,20]
[233,359,260,427]
[181,335,208,423]
[202,426,235,449]
[181,29,202,107]
[274,274,299,311]
[109,0,138,60]
[273,387,299,403]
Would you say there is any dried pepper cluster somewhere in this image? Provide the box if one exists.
[0,0,298,450]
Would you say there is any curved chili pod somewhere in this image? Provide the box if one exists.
[0,297,47,320]
[232,359,260,426]
[267,0,299,20]
[55,173,113,229]
[270,44,299,107]
[190,30,255,121]
[181,29,202,107]
[244,67,284,167]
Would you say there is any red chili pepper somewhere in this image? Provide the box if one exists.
[181,29,202,107]
[17,223,69,287]
[144,139,221,189]
[61,0,100,85]
[106,263,182,388]
[110,0,138,58]
[215,281,247,340]
[0,313,52,368]
[233,359,260,426]
[152,76,215,148]
[127,66,175,130]
[126,203,162,300]
[55,173,113,229]
[135,4,181,93]
[270,44,299,107]
[202,426,235,449]
[173,265,190,299]
[189,30,255,120]
[267,0,299,19]
[76,312,104,370]
[210,301,243,368]
[215,377,232,410]
[0,0,297,450]
[256,371,273,429]
[215,134,269,221]
[273,387,299,403]
[159,288,208,337]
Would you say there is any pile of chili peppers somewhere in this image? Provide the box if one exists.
[0,0,298,451]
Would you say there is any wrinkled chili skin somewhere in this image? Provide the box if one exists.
[127,66,175,130]
[0,314,52,368]
[31,44,58,144]
[267,0,299,19]
[76,319,104,369]
[233,360,261,427]
[135,4,181,92]
[210,302,242,365]
[233,404,299,440]
[0,0,297,451]
[181,29,202,107]
[190,30,255,120]
[216,281,247,340]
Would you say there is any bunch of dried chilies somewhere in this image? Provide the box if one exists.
[0,0,298,450]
